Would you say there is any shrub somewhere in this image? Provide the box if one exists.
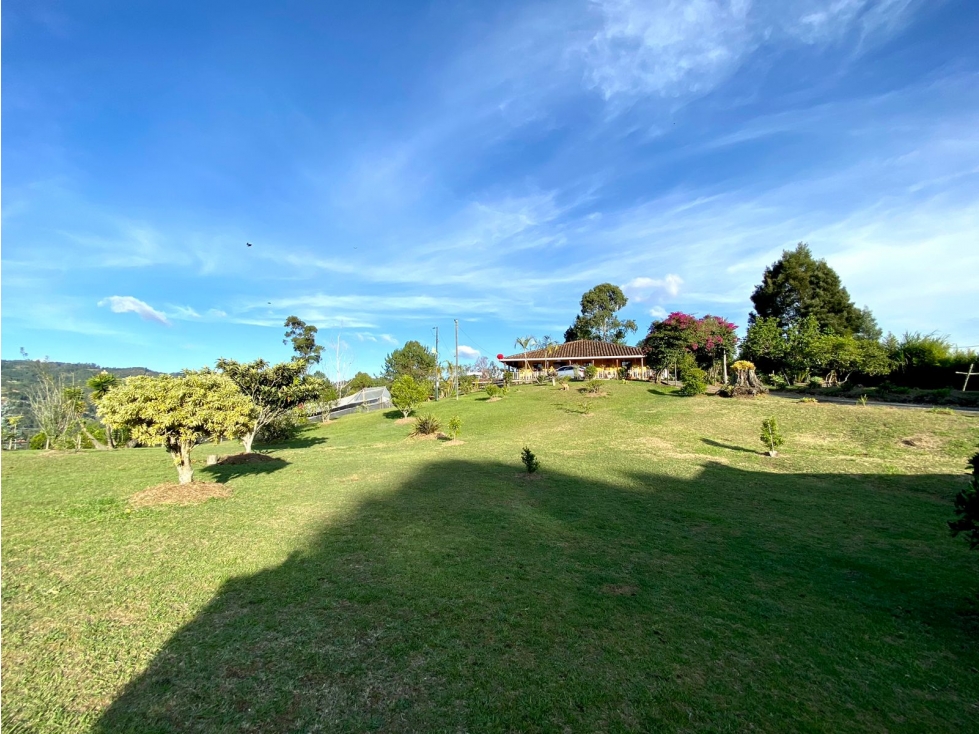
[502,371,513,387]
[808,377,824,389]
[391,375,430,418]
[768,374,789,390]
[949,451,979,550]
[617,367,628,381]
[29,432,47,450]
[459,375,479,395]
[730,360,755,372]
[485,384,501,398]
[675,353,707,396]
[521,446,540,473]
[412,414,441,436]
[857,394,869,406]
[584,379,603,394]
[579,399,592,414]
[760,416,784,457]
[557,377,571,391]
[257,411,307,444]
[679,370,707,396]
[584,364,598,380]
[447,416,462,439]
[799,397,818,404]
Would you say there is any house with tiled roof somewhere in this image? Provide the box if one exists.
[499,340,647,379]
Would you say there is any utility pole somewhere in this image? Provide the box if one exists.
[723,352,728,385]
[956,363,976,392]
[454,319,460,400]
[433,326,440,401]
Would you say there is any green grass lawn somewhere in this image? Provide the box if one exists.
[3,382,979,732]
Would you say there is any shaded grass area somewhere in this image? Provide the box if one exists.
[2,383,979,732]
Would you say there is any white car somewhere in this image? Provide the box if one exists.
[554,365,582,379]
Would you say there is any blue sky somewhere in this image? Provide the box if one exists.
[3,0,978,376]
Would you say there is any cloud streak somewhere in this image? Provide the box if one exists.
[98,296,171,326]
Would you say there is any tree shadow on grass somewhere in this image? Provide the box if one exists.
[257,435,329,451]
[701,438,763,455]
[93,460,979,733]
[553,402,588,415]
[648,387,684,398]
[198,458,290,484]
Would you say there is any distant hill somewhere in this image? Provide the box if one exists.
[1,360,169,434]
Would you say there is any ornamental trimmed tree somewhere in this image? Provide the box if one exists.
[390,375,430,418]
[217,358,322,453]
[97,372,256,484]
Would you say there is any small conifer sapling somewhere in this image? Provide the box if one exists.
[760,416,784,457]
[521,446,540,473]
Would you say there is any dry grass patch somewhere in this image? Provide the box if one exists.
[130,482,232,508]
[901,435,944,450]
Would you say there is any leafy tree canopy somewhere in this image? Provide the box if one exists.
[97,372,256,484]
[345,371,383,393]
[639,312,738,371]
[283,316,324,364]
[382,341,437,383]
[216,358,322,452]
[749,243,867,336]
[390,374,431,418]
[564,283,637,343]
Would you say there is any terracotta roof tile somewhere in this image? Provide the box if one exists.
[502,340,645,362]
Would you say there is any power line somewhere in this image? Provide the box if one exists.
[456,323,496,359]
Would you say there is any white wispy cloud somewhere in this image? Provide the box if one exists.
[458,345,480,361]
[98,296,171,326]
[207,308,228,318]
[649,306,668,319]
[623,275,684,302]
[581,0,923,102]
[169,305,201,319]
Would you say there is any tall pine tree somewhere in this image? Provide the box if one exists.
[749,243,866,336]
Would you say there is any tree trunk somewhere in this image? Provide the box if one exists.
[79,421,108,450]
[45,435,51,450]
[172,443,194,484]
[242,429,256,454]
[105,423,115,449]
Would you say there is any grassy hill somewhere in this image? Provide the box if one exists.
[2,382,978,732]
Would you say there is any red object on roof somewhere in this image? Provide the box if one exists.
[497,353,504,360]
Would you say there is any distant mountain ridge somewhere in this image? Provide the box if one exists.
[1,360,172,432]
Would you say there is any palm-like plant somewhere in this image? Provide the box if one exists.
[86,371,119,448]
[514,335,538,374]
[539,335,560,383]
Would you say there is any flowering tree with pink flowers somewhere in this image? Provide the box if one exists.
[639,312,738,383]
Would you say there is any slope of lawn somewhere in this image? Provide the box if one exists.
[2,382,978,732]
